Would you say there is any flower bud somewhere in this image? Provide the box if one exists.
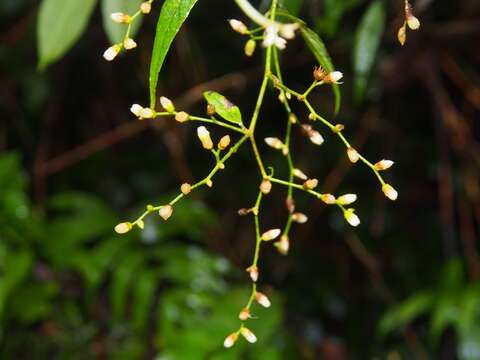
[228,19,248,34]
[303,178,318,190]
[293,168,308,180]
[238,208,251,216]
[286,196,295,213]
[123,37,137,50]
[336,194,357,205]
[407,15,420,30]
[324,71,343,84]
[197,126,213,150]
[374,160,394,171]
[239,308,250,321]
[223,332,238,348]
[206,179,213,187]
[274,235,290,255]
[158,205,173,220]
[180,183,192,195]
[218,135,231,150]
[309,130,324,145]
[130,104,143,117]
[246,265,258,282]
[261,228,281,241]
[111,12,131,24]
[160,96,175,112]
[279,23,299,39]
[313,66,326,81]
[255,291,271,308]
[140,2,151,14]
[175,111,189,123]
[333,124,345,133]
[382,184,398,201]
[137,220,145,229]
[114,222,132,234]
[139,107,155,119]
[320,193,336,204]
[244,39,256,57]
[347,147,360,163]
[206,104,216,116]
[398,23,407,46]
[103,44,121,61]
[264,137,284,150]
[260,179,272,194]
[240,327,257,343]
[289,113,297,124]
[292,212,308,223]
[344,208,360,227]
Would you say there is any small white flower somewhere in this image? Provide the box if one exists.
[261,228,281,241]
[139,107,155,119]
[337,194,357,205]
[223,332,238,348]
[309,130,324,145]
[264,137,284,150]
[374,160,394,171]
[279,23,299,39]
[382,184,398,201]
[103,45,121,61]
[293,168,308,180]
[111,12,131,24]
[262,25,287,50]
[255,291,271,308]
[344,209,360,227]
[130,104,143,117]
[274,235,290,255]
[160,96,175,112]
[240,327,257,344]
[197,126,213,150]
[246,265,258,282]
[114,222,132,234]
[123,37,137,50]
[324,71,343,84]
[347,147,360,163]
[292,212,308,223]
[228,19,248,34]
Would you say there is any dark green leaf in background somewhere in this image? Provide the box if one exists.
[37,0,98,69]
[149,0,199,107]
[281,0,303,16]
[101,0,143,44]
[352,0,385,103]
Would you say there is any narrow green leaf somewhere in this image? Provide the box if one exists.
[352,0,385,103]
[300,27,341,114]
[101,0,143,44]
[37,0,98,69]
[203,91,243,126]
[149,0,199,107]
[281,0,303,16]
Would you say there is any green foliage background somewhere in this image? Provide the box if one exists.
[1,0,479,358]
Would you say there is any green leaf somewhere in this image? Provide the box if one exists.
[203,91,243,126]
[281,0,303,16]
[352,0,385,103]
[300,27,341,114]
[149,0,199,107]
[101,0,143,44]
[37,0,98,69]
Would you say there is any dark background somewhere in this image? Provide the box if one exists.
[1,0,480,358]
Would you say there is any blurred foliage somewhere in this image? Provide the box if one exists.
[1,0,480,358]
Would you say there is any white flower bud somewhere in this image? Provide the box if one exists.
[239,308,250,321]
[347,147,360,163]
[197,126,213,150]
[279,23,299,39]
[293,168,308,180]
[240,327,257,343]
[320,194,336,204]
[114,222,132,234]
[261,228,281,241]
[140,2,151,14]
[228,19,248,34]
[344,208,360,227]
[336,194,357,205]
[255,291,271,308]
[160,96,175,112]
[374,160,394,171]
[158,205,173,220]
[223,332,238,348]
[407,15,420,30]
[309,130,324,145]
[292,212,308,223]
[111,12,131,24]
[246,265,258,282]
[264,137,284,150]
[303,178,318,190]
[130,104,143,117]
[274,235,290,255]
[324,71,343,84]
[123,37,137,50]
[382,184,398,201]
[175,111,189,123]
[103,44,121,61]
[180,183,192,195]
[260,179,272,194]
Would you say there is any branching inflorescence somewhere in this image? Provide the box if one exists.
[105,0,401,348]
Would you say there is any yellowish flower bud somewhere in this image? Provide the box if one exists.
[197,126,213,150]
[114,222,132,234]
[344,208,360,227]
[347,147,360,163]
[398,23,407,46]
[260,179,272,194]
[160,96,175,112]
[292,212,308,224]
[103,44,121,61]
[309,130,324,145]
[244,39,256,57]
[206,104,216,116]
[206,179,213,187]
[264,137,284,150]
[180,183,192,195]
[255,291,271,308]
[139,107,155,119]
[140,2,151,14]
[324,71,343,84]
[111,12,131,24]
[336,194,357,205]
[158,205,173,220]
[175,111,189,123]
[382,183,398,201]
[228,19,248,34]
[239,308,250,321]
[137,220,145,229]
[293,168,308,181]
[261,228,281,241]
[123,37,137,50]
[246,265,258,282]
[374,159,394,171]
[223,332,238,348]
[407,15,420,30]
[218,135,231,150]
[240,327,257,343]
[303,178,318,190]
[289,113,297,124]
[274,235,290,255]
[320,193,336,204]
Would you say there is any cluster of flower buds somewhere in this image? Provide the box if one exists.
[398,0,421,45]
[262,23,299,50]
